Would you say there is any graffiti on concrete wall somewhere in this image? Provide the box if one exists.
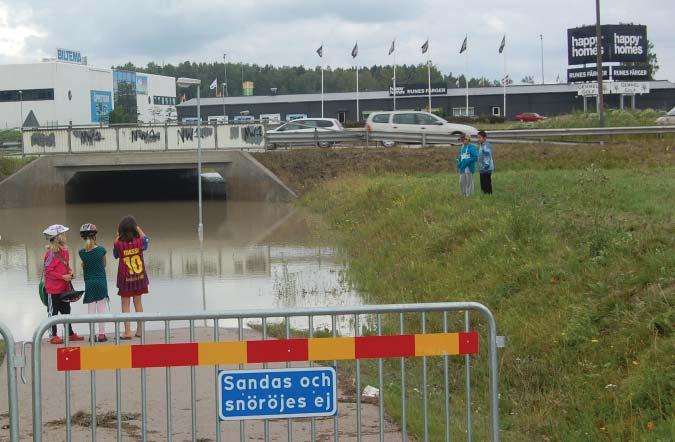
[131,129,161,144]
[31,132,56,148]
[178,127,213,144]
[243,125,264,145]
[73,129,104,146]
[229,127,240,140]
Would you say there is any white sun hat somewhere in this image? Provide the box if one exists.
[43,224,69,239]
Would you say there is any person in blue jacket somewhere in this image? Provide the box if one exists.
[456,133,478,196]
[477,130,495,194]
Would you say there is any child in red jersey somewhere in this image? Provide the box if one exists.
[113,216,149,339]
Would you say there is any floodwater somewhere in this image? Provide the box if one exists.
[0,201,363,341]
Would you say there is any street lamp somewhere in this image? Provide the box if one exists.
[176,77,206,308]
[595,0,605,127]
[539,34,544,84]
[18,90,23,130]
[222,53,228,122]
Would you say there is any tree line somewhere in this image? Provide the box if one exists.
[114,61,502,99]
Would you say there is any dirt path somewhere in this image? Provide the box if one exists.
[0,327,403,441]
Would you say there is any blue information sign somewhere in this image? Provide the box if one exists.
[217,367,337,421]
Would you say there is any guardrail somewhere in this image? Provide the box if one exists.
[267,125,675,148]
[22,123,267,154]
[20,123,675,153]
[487,125,675,138]
[367,131,462,145]
[266,130,363,148]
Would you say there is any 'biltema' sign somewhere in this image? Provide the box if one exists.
[389,83,447,96]
[218,367,337,420]
[57,48,82,64]
[567,24,647,65]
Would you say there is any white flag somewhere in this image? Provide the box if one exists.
[209,78,217,90]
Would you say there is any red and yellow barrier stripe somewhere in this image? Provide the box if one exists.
[57,332,479,371]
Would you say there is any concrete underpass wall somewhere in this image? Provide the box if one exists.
[0,151,296,208]
[0,156,66,208]
[221,151,297,203]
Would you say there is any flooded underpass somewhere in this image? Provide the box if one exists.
[0,200,362,341]
[65,169,227,202]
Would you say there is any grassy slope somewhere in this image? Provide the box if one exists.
[302,164,674,440]
[253,141,672,196]
[0,156,33,181]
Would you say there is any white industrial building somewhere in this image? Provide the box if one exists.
[135,72,178,124]
[0,56,176,129]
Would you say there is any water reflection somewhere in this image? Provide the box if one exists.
[0,201,363,340]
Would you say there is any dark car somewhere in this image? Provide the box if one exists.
[515,112,546,122]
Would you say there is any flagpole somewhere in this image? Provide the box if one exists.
[465,35,469,115]
[321,65,324,117]
[427,39,432,112]
[356,61,360,122]
[321,44,324,118]
[503,39,507,119]
[393,42,397,111]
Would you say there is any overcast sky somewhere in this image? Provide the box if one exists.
[0,0,672,84]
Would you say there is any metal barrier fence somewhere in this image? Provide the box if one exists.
[28,302,501,442]
[266,130,364,148]
[20,124,675,154]
[267,125,675,148]
[0,321,20,441]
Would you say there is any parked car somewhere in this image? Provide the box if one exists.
[656,106,675,125]
[267,118,344,149]
[365,111,478,147]
[515,112,546,122]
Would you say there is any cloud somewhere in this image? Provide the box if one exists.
[0,3,45,60]
[0,0,672,84]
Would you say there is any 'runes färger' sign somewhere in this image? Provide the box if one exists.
[218,367,337,420]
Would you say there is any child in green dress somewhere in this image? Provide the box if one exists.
[79,223,109,342]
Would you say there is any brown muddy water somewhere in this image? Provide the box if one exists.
[0,201,362,340]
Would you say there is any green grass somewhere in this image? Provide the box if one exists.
[0,130,21,143]
[0,156,33,181]
[476,109,666,131]
[302,166,674,441]
[526,109,665,129]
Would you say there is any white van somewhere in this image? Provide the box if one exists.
[365,111,478,147]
